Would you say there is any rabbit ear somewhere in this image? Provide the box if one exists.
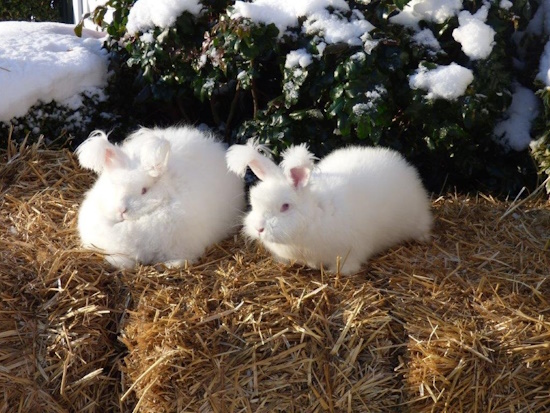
[280,143,316,189]
[140,137,171,178]
[226,140,282,181]
[76,130,127,173]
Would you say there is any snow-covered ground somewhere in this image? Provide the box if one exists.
[0,21,108,123]
[0,0,548,152]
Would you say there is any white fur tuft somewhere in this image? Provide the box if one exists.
[226,139,282,181]
[280,143,316,174]
[140,137,171,178]
[75,130,112,173]
[226,139,263,177]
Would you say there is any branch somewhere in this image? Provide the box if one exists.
[225,81,241,141]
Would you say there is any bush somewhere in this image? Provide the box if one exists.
[0,0,64,22]
[83,1,544,194]
[0,90,113,149]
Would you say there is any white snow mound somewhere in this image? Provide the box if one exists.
[0,22,108,123]
[126,0,203,34]
[409,62,474,100]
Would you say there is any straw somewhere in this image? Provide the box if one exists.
[1,137,549,412]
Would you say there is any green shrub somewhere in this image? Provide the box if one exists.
[532,92,550,195]
[0,90,114,149]
[83,0,542,195]
[0,0,64,22]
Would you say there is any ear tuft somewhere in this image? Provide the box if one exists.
[226,139,281,181]
[280,143,316,188]
[226,139,262,177]
[76,130,114,173]
[140,137,171,178]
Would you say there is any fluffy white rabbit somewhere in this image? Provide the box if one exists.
[226,141,432,274]
[76,126,245,269]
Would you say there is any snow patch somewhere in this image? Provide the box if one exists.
[230,0,374,47]
[352,85,387,115]
[494,85,540,151]
[230,0,349,34]
[390,0,463,29]
[499,0,512,10]
[537,40,550,86]
[285,49,313,68]
[0,21,108,123]
[126,0,203,34]
[409,63,473,100]
[452,5,495,60]
[412,28,441,52]
[303,10,375,46]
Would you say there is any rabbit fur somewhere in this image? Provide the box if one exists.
[226,141,432,274]
[77,125,245,269]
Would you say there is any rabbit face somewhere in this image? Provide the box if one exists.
[97,168,166,222]
[244,180,308,244]
[77,130,173,223]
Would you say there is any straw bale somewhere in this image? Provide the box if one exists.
[119,247,401,412]
[1,138,129,412]
[1,137,549,413]
[386,196,550,412]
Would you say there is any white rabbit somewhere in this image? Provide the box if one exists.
[76,125,245,269]
[226,141,432,275]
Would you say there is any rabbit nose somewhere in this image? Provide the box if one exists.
[257,227,264,234]
[119,207,128,219]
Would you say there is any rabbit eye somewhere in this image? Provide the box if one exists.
[141,187,148,195]
[280,203,290,212]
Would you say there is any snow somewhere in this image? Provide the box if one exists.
[0,21,108,123]
[525,4,545,36]
[230,0,350,35]
[230,0,374,47]
[494,84,539,151]
[352,85,387,115]
[285,49,313,69]
[140,32,155,43]
[499,0,512,10]
[409,63,474,101]
[126,0,203,34]
[537,41,550,86]
[452,5,495,60]
[390,0,463,29]
[412,28,441,52]
[303,10,375,46]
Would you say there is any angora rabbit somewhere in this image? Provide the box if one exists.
[226,141,432,275]
[77,126,245,269]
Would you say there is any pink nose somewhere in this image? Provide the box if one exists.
[119,208,127,219]
[257,227,264,233]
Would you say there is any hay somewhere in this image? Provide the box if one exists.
[1,138,129,412]
[1,138,549,412]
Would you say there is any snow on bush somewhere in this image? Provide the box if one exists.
[452,6,496,60]
[126,0,202,34]
[229,0,351,35]
[390,0,463,28]
[285,49,313,69]
[5,0,550,194]
[412,29,441,53]
[494,84,539,152]
[409,63,474,101]
[529,1,550,196]
[75,0,548,194]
